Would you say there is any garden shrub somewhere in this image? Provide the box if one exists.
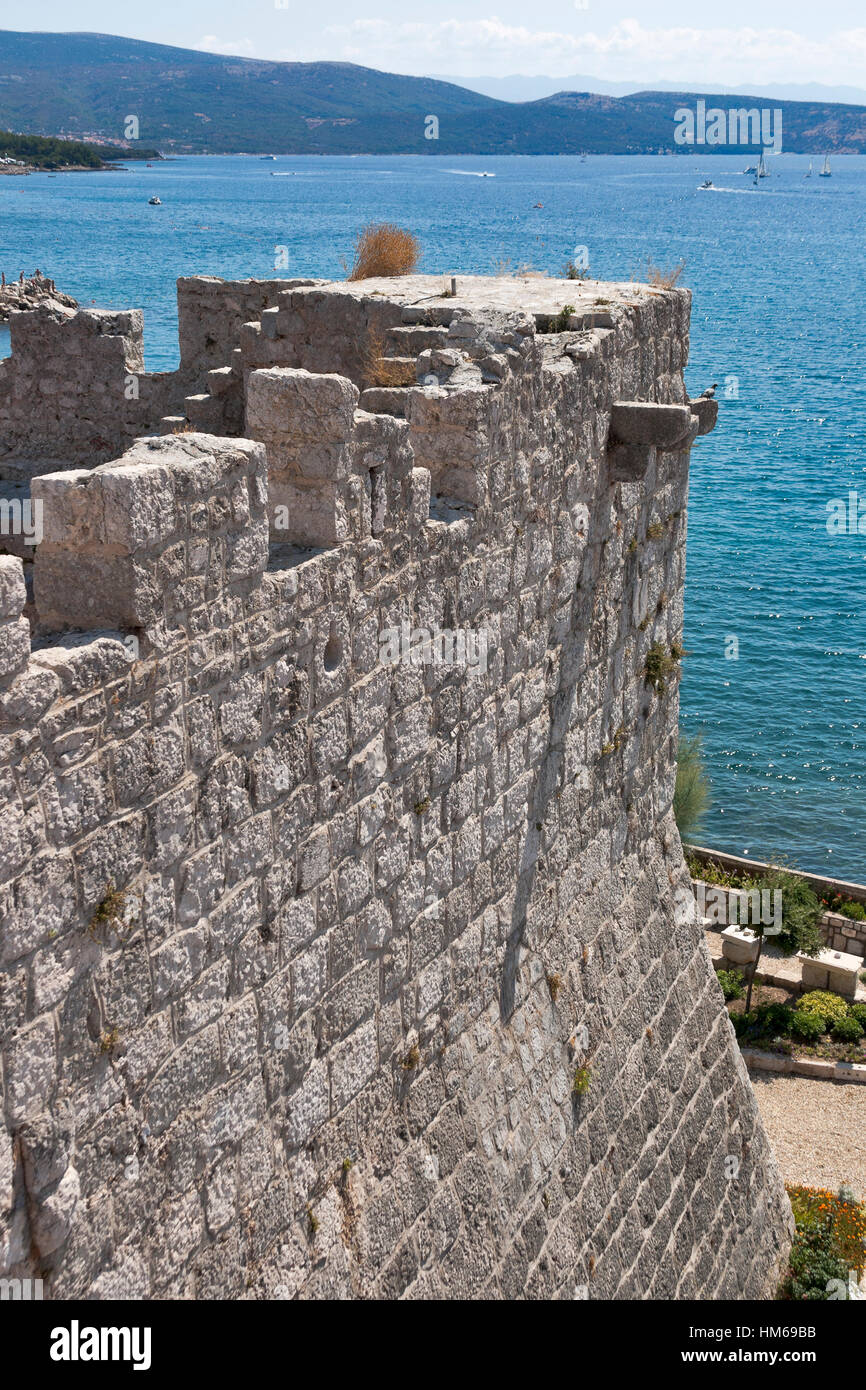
[756,867,823,956]
[797,990,849,1028]
[821,892,866,921]
[831,1014,864,1043]
[849,1002,866,1029]
[685,854,752,890]
[778,1224,850,1299]
[786,1186,866,1278]
[789,1010,825,1042]
[755,1002,794,1035]
[717,968,744,1001]
[731,1010,755,1038]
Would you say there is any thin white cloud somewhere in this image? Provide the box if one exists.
[318,18,866,86]
[195,35,257,58]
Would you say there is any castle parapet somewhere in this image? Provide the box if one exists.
[0,305,186,470]
[31,434,268,637]
[176,276,318,375]
[246,367,423,548]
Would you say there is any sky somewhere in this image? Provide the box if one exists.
[5,2,866,88]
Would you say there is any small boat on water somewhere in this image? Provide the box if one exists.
[532,202,543,208]
[148,195,161,205]
[743,163,757,174]
[805,161,812,178]
[819,154,831,177]
[757,153,768,178]
[260,155,276,161]
[699,179,713,189]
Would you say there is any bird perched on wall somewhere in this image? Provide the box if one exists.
[699,384,717,398]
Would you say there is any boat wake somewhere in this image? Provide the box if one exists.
[445,169,495,177]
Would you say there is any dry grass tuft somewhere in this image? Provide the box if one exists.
[362,328,416,387]
[347,223,420,281]
[492,258,548,279]
[642,258,687,289]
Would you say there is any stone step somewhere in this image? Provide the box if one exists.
[385,325,449,354]
[206,366,238,396]
[184,393,225,429]
[379,355,416,371]
[359,387,413,418]
[401,304,456,327]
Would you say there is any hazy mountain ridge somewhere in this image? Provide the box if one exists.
[430,73,866,107]
[1,31,864,154]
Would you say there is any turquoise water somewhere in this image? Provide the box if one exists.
[2,154,863,880]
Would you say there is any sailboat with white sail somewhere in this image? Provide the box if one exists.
[819,154,831,177]
[804,161,812,178]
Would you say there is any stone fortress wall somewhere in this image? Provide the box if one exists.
[0,271,793,1299]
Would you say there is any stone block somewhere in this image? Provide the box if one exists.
[246,367,358,443]
[721,926,761,966]
[32,434,267,633]
[798,947,861,999]
[0,556,27,620]
[609,401,695,449]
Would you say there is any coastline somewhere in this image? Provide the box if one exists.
[0,161,150,174]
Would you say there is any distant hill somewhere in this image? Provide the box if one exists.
[432,73,866,107]
[1,31,865,155]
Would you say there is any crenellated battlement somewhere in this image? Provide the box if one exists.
[0,304,180,472]
[31,435,268,637]
[0,271,790,1303]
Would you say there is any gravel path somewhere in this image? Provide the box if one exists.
[749,1071,866,1200]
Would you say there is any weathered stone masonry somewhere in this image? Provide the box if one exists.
[0,273,793,1298]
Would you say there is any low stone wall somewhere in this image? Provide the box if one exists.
[742,1049,866,1084]
[686,845,866,959]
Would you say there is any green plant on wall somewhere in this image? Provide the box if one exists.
[644,641,683,694]
[572,1066,591,1096]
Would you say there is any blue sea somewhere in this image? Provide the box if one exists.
[1,153,863,881]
